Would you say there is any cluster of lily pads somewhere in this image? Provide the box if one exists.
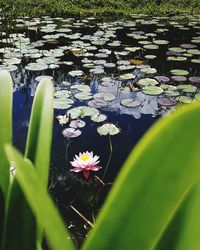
[0,14,199,131]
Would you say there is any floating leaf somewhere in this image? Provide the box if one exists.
[177,85,197,93]
[119,73,136,80]
[177,96,193,104]
[121,98,142,108]
[62,128,82,138]
[88,99,108,108]
[91,114,107,123]
[138,78,159,87]
[158,98,177,107]
[74,92,93,100]
[142,86,164,95]
[97,123,120,136]
[69,119,86,128]
[170,69,189,76]
[93,92,116,102]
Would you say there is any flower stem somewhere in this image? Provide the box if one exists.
[65,139,72,165]
[102,135,113,180]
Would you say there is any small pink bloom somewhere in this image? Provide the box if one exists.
[70,151,101,179]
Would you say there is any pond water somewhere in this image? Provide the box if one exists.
[0,13,200,248]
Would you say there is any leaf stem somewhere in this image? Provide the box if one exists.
[102,135,113,180]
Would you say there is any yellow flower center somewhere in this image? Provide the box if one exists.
[80,154,90,162]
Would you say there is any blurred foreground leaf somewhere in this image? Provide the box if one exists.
[0,70,12,243]
[3,79,54,250]
[5,145,75,250]
[83,103,200,250]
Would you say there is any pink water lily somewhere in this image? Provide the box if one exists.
[70,151,101,179]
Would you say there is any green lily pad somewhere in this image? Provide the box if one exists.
[97,123,120,136]
[170,69,189,76]
[140,67,157,74]
[167,56,187,62]
[195,93,200,101]
[177,85,197,93]
[71,84,91,92]
[177,96,193,104]
[93,92,116,102]
[74,92,93,100]
[54,98,74,109]
[142,86,164,95]
[91,114,107,123]
[120,73,136,80]
[69,70,84,77]
[138,78,159,87]
[169,47,186,53]
[54,90,71,98]
[143,44,159,50]
[187,49,200,55]
[81,107,99,117]
[121,98,142,108]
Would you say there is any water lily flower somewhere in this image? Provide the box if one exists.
[70,151,101,179]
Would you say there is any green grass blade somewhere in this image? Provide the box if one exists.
[0,70,12,242]
[82,103,200,250]
[25,78,54,186]
[5,145,75,250]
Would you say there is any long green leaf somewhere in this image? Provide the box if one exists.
[83,103,200,250]
[175,182,200,250]
[5,145,75,250]
[25,78,54,186]
[0,70,12,244]
[3,79,54,250]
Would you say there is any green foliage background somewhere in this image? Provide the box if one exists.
[0,0,199,17]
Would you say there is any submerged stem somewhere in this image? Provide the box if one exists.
[65,139,72,165]
[102,135,113,180]
[70,205,94,228]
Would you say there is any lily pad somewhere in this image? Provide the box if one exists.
[93,92,116,102]
[88,99,108,108]
[142,86,163,95]
[138,78,159,87]
[62,128,82,138]
[74,92,93,100]
[177,85,197,93]
[158,98,177,106]
[91,114,107,123]
[121,98,142,108]
[71,84,91,92]
[97,123,120,136]
[120,73,136,80]
[170,69,189,76]
[69,119,86,128]
[177,96,193,104]
[69,70,84,77]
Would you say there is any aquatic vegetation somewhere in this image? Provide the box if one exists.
[70,151,101,179]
